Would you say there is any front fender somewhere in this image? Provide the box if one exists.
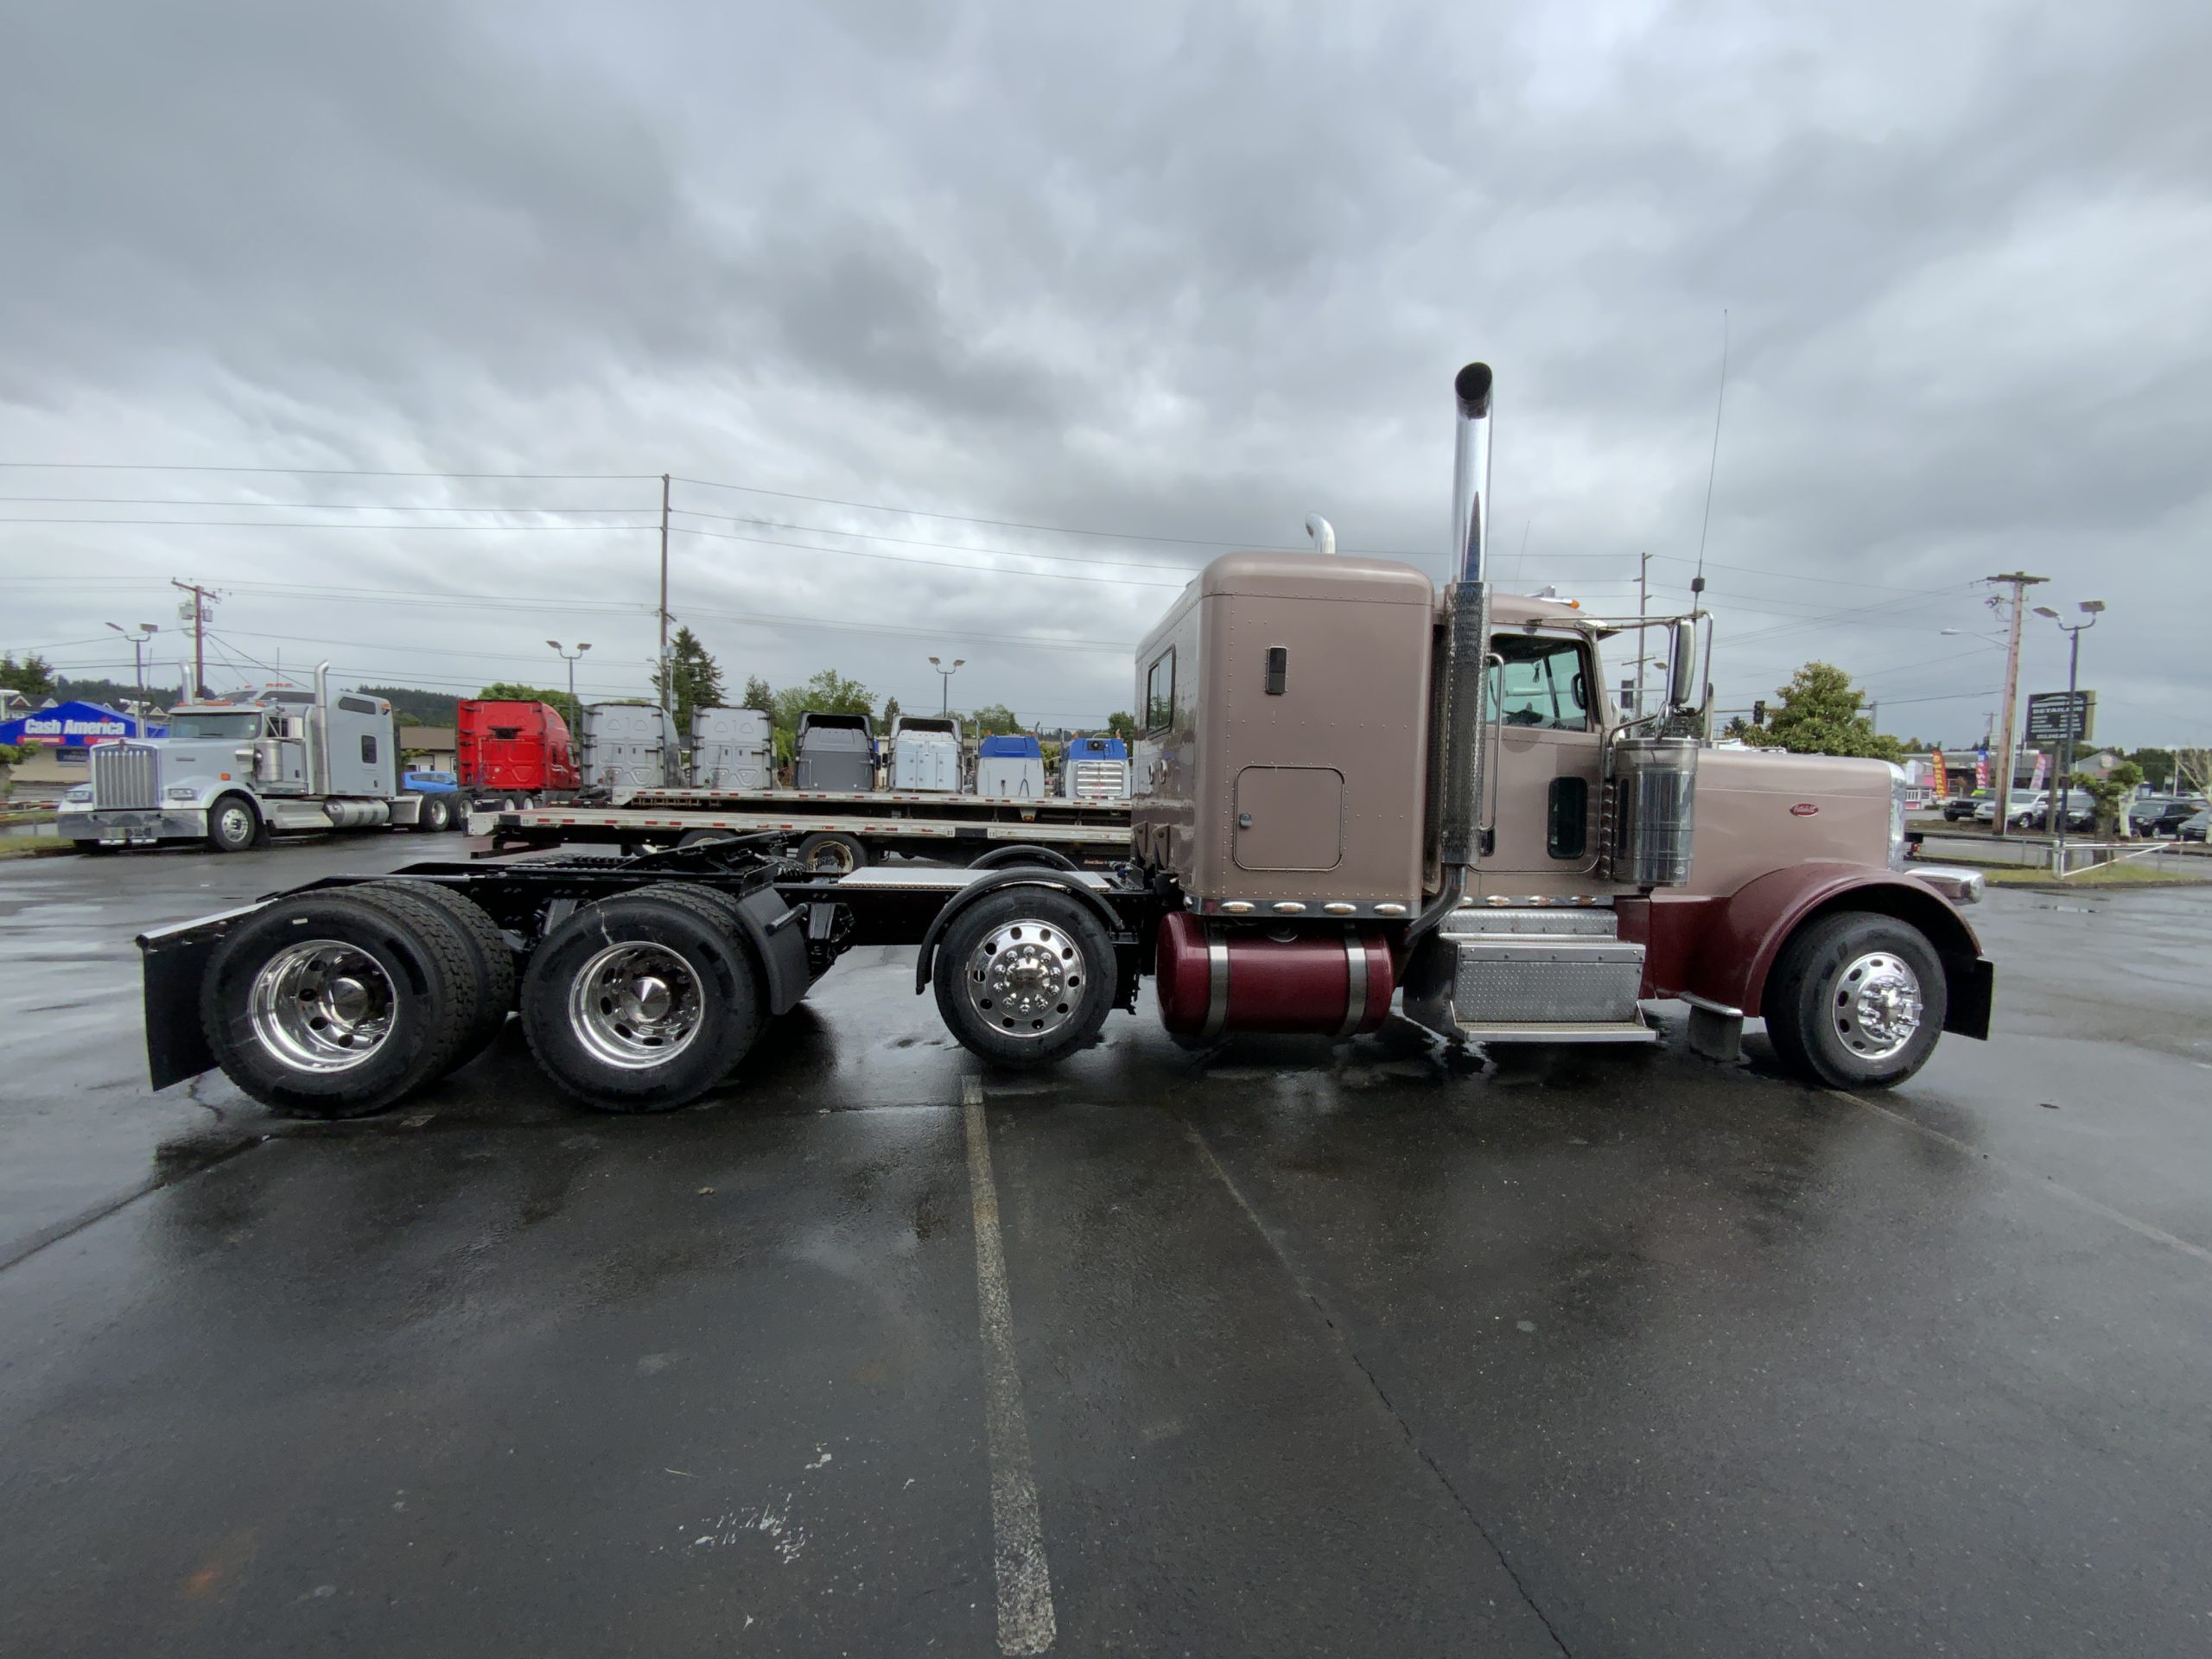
[1680,863,1992,1039]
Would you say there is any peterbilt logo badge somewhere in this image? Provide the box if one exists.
[1789,803,1820,817]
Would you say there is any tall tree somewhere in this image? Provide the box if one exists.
[2127,747,2177,790]
[651,626,726,734]
[968,702,1022,735]
[478,682,581,729]
[0,652,56,702]
[766,669,874,766]
[1742,662,1900,760]
[1102,710,1136,737]
[2074,760,2142,836]
[741,675,773,713]
[880,695,901,728]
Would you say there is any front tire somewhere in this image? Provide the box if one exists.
[520,887,761,1112]
[1763,910,1947,1090]
[932,887,1115,1068]
[201,892,475,1116]
[207,793,259,854]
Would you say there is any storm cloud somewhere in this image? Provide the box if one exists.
[3,0,2204,743]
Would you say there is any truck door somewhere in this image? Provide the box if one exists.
[1476,631,1604,889]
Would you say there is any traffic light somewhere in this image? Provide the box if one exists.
[1752,700,1767,726]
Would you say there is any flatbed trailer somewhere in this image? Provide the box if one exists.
[474,787,1133,870]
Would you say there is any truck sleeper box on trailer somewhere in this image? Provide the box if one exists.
[580,703,672,792]
[794,712,874,791]
[457,699,578,803]
[690,707,772,791]
[976,733,1045,798]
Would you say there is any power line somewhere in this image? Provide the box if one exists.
[673,474,1307,553]
[667,523,1188,588]
[671,505,1209,575]
[0,496,651,512]
[0,462,655,480]
[0,517,657,531]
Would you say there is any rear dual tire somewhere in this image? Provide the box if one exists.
[519,884,762,1113]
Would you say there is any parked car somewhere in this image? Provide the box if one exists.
[1942,791,1989,822]
[2182,809,2210,843]
[401,768,460,796]
[1974,789,2043,825]
[2130,797,2207,837]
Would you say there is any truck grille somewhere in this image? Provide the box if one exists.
[92,743,158,810]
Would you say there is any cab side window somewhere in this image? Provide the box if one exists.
[1489,635,1591,731]
[1146,650,1176,732]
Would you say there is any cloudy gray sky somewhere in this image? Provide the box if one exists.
[3,0,2205,747]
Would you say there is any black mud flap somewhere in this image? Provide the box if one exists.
[734,887,816,1014]
[138,925,224,1090]
[1942,952,1995,1041]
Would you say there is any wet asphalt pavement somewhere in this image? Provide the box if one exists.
[3,838,2210,1656]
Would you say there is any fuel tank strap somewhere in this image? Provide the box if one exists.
[1202,931,1230,1039]
[1336,932,1368,1038]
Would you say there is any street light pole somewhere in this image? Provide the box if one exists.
[2032,601,2102,873]
[105,622,158,713]
[928,655,965,717]
[547,640,592,717]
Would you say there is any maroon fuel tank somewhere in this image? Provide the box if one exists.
[1154,911,1394,1038]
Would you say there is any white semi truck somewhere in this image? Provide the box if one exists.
[57,664,455,852]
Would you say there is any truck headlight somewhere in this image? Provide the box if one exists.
[1887,765,1910,869]
[167,786,200,801]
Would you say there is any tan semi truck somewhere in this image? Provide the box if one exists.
[136,361,1988,1116]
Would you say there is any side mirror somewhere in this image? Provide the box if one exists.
[1669,620,1697,709]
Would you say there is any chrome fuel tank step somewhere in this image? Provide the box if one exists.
[1402,911,1652,1043]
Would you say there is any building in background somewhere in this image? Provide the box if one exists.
[0,700,167,798]
[398,725,458,770]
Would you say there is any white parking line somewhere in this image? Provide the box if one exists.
[1829,1089,2212,1266]
[962,1077,1058,1654]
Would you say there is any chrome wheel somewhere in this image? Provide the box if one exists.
[566,942,704,1070]
[247,939,399,1073]
[803,838,860,875]
[963,919,1083,1039]
[1833,951,1923,1062]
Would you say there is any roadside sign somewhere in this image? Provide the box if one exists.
[2025,690,2094,746]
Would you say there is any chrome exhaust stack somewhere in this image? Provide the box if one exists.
[1450,362,1493,583]
[1413,363,1497,942]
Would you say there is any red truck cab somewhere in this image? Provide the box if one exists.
[457,700,579,804]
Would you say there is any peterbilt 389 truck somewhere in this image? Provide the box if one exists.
[134,361,1989,1118]
[60,667,458,851]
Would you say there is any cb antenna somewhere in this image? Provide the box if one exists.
[1691,308,1730,608]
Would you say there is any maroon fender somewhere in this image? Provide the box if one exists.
[1629,862,1991,1039]
[1155,911,1393,1038]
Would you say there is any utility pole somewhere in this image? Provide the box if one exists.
[168,580,218,698]
[1984,571,2047,840]
[1632,550,1650,717]
[658,474,674,784]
